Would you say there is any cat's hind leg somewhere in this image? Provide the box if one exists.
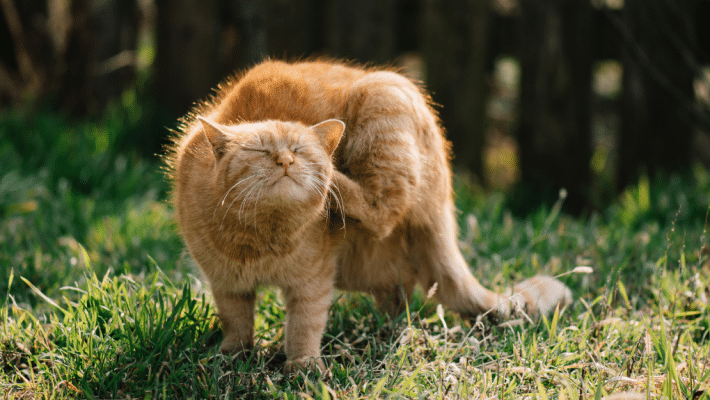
[333,225,417,319]
[335,72,426,240]
[372,280,415,319]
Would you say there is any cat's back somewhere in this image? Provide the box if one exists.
[214,60,366,125]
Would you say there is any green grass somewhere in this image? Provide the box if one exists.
[1,108,710,399]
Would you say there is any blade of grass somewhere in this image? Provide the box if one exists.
[20,277,67,314]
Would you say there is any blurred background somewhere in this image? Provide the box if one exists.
[1,0,709,213]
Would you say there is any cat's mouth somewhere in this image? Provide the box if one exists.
[272,173,297,186]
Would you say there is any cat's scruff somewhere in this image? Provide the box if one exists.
[166,60,572,371]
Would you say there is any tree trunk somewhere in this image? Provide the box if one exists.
[618,0,696,189]
[1,0,137,115]
[517,0,593,212]
[89,0,138,113]
[263,0,323,59]
[325,0,397,63]
[155,0,221,118]
[0,0,49,107]
[422,0,490,181]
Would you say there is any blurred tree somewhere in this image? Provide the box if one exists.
[0,0,138,114]
[220,0,268,74]
[90,0,139,113]
[618,0,697,189]
[262,0,323,60]
[422,0,490,181]
[0,0,48,107]
[516,0,593,212]
[325,0,397,64]
[154,0,222,118]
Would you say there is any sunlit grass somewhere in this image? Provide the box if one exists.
[1,110,709,398]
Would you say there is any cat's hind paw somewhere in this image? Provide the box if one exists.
[511,275,572,318]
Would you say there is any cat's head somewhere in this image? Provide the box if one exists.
[196,116,344,225]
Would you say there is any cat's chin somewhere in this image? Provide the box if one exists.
[262,179,322,209]
[268,176,302,197]
[272,174,298,187]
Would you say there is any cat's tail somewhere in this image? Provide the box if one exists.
[410,204,572,323]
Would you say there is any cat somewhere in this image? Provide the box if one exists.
[165,59,572,372]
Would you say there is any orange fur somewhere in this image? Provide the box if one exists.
[165,59,572,372]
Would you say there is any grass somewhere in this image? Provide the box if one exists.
[1,107,710,399]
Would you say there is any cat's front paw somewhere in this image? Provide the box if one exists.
[283,357,326,375]
[219,336,253,356]
[511,275,572,317]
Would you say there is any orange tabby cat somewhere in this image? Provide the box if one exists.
[165,59,572,372]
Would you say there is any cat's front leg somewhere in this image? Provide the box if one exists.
[213,289,256,355]
[282,280,333,373]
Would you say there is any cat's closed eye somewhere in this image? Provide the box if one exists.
[243,147,269,153]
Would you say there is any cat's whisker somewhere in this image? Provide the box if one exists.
[243,180,267,224]
[251,181,267,227]
[327,180,346,231]
[306,178,326,198]
[213,174,258,220]
[314,172,331,185]
[304,182,319,198]
[237,179,265,226]
[221,174,258,205]
[304,160,327,166]
[316,177,345,229]
[329,181,345,213]
[219,175,255,204]
[308,164,328,171]
[315,181,332,204]
[221,178,262,228]
[302,175,330,206]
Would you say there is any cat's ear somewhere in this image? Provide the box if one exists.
[197,117,229,160]
[311,119,345,155]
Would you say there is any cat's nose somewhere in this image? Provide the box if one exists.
[274,151,294,169]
